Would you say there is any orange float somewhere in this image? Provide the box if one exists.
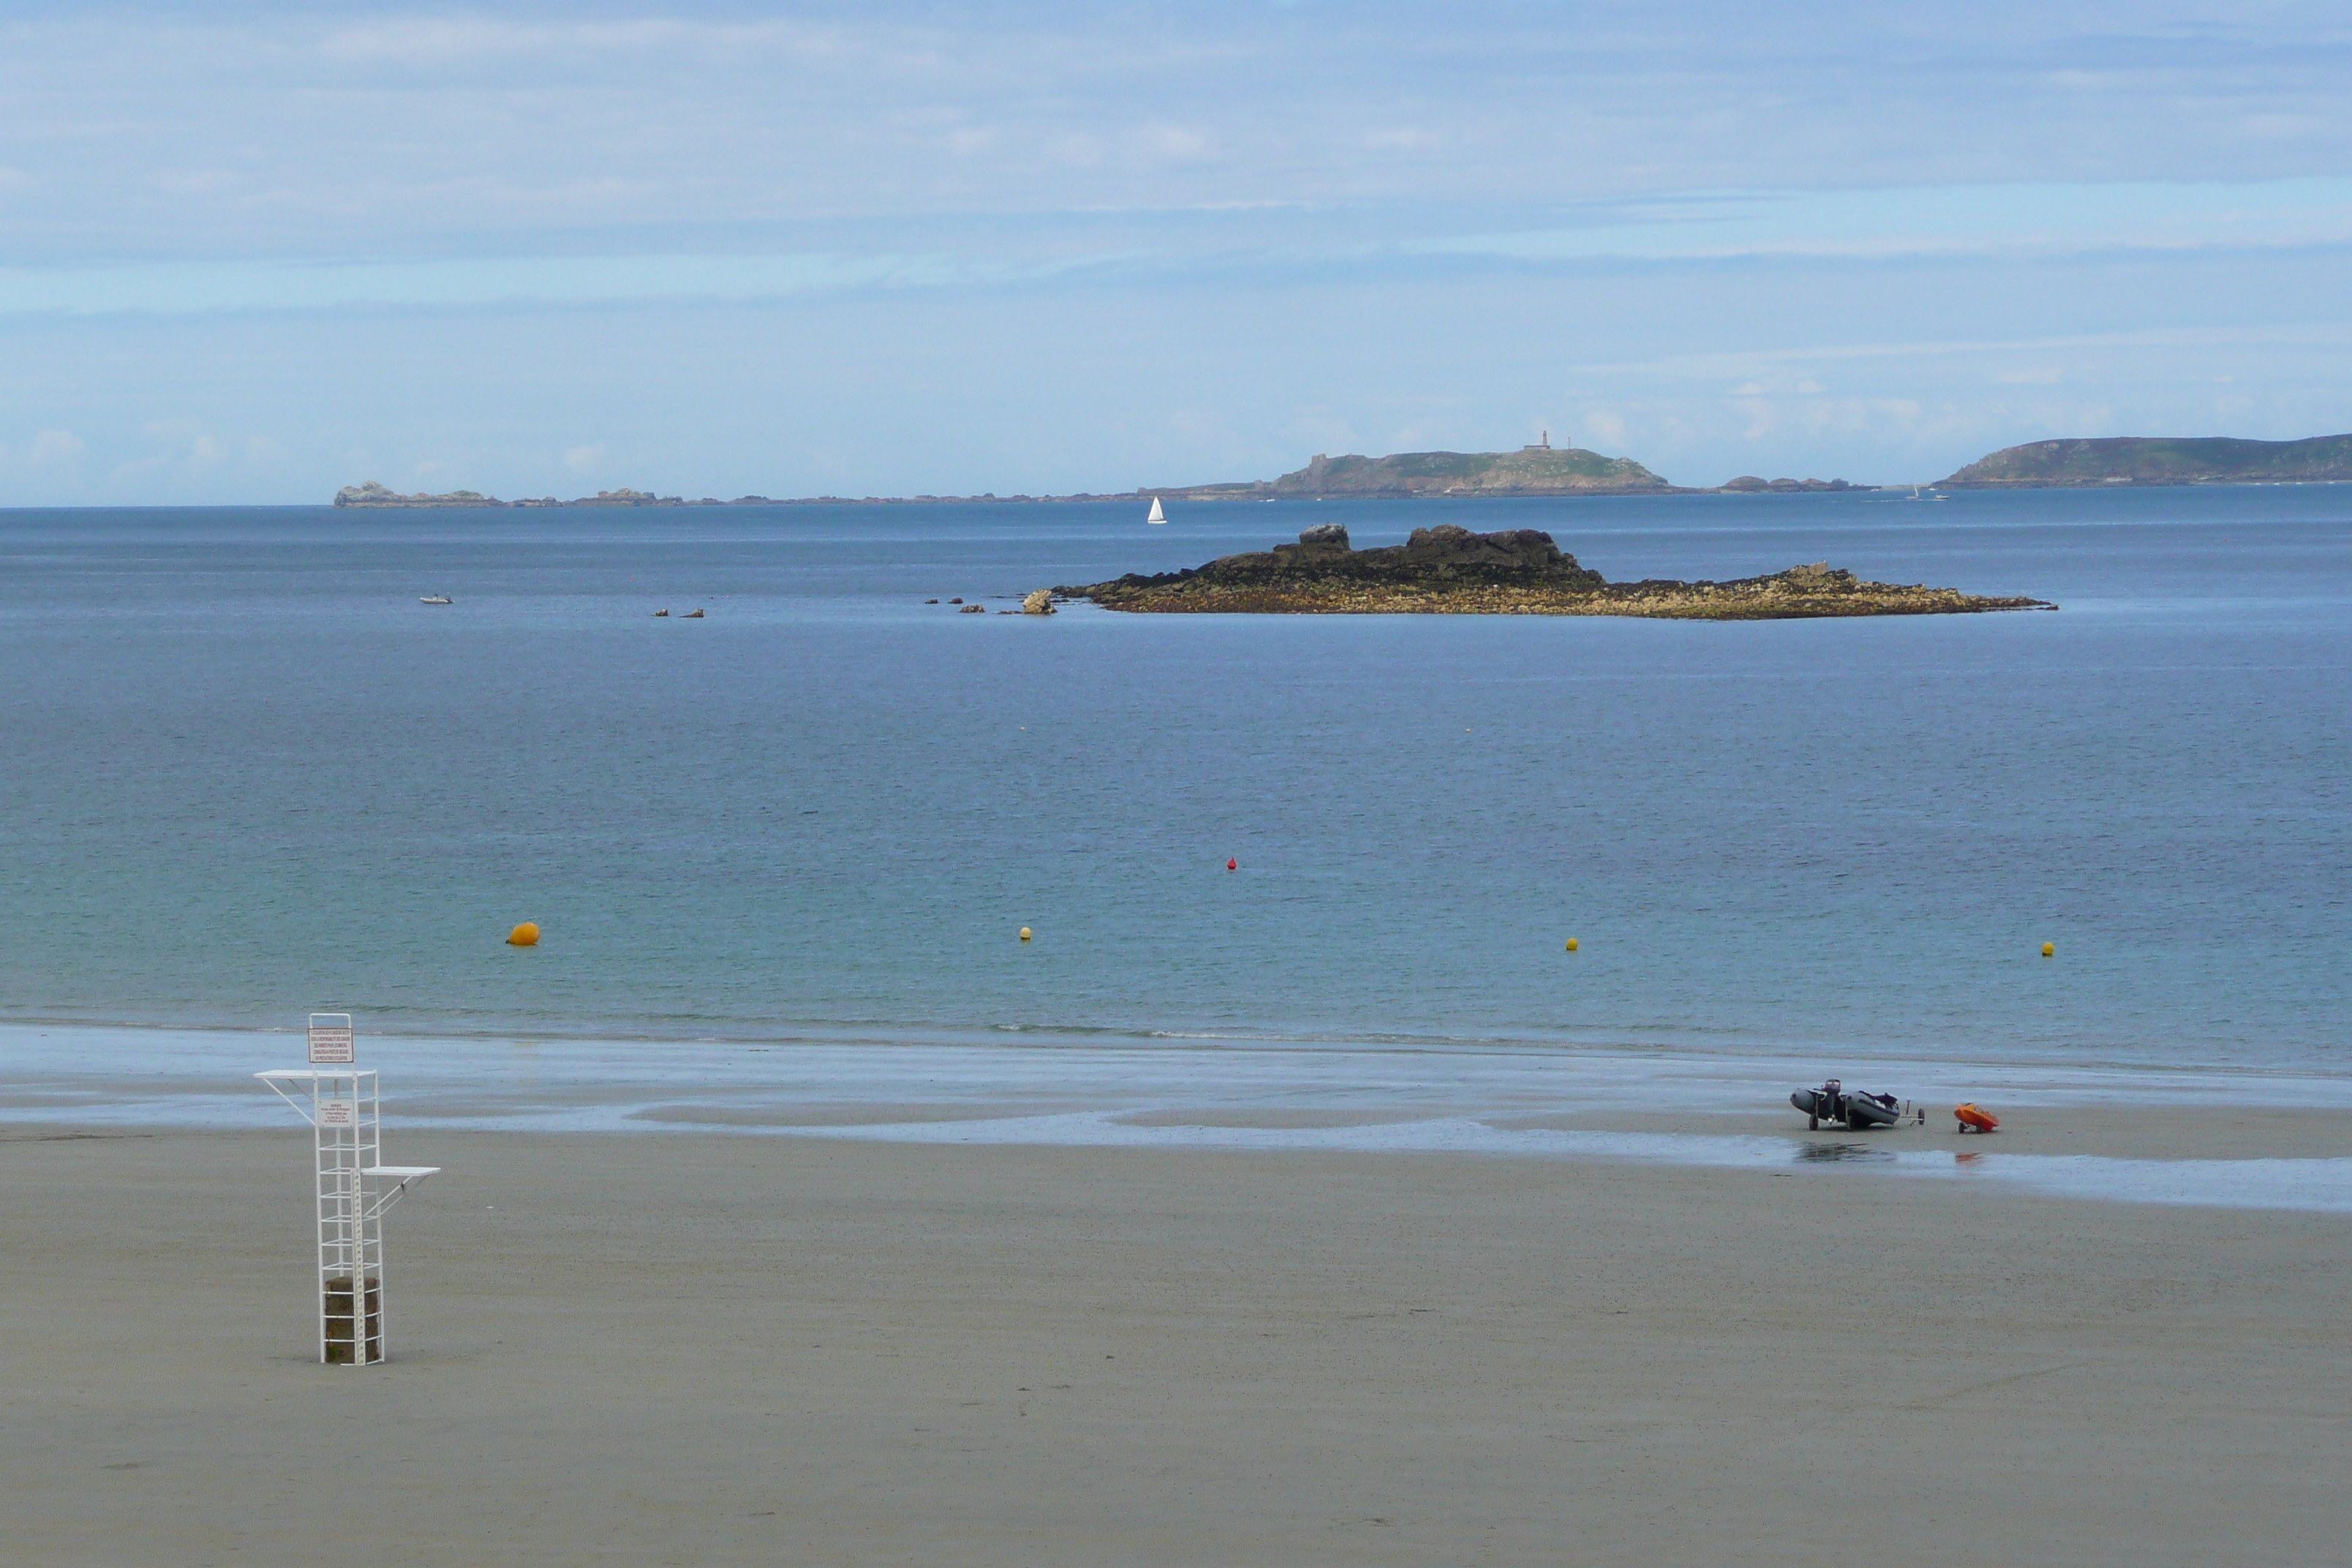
[1954,1103,1999,1134]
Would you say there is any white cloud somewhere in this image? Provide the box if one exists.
[1139,124,1215,162]
[563,444,604,473]
[29,428,84,465]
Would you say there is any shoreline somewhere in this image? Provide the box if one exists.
[12,1009,2350,1074]
[8,1019,2348,1213]
[11,1016,2351,1108]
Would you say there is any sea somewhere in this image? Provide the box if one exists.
[4,488,2348,1206]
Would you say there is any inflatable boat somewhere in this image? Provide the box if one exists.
[1790,1079,1905,1130]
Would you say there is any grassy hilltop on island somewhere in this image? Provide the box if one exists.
[1162,444,1681,500]
[1940,434,2352,488]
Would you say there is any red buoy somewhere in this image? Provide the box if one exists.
[1226,858,1237,871]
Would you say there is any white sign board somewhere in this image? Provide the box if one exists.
[318,1098,356,1126]
[307,1014,355,1065]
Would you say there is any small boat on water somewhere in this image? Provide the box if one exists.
[1147,496,1166,524]
[420,595,453,605]
[1791,1078,1907,1130]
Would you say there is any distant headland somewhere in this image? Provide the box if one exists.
[1058,523,2050,620]
[333,431,2352,508]
[1939,434,2352,488]
[331,438,1872,508]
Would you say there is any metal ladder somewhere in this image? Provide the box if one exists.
[258,1067,437,1365]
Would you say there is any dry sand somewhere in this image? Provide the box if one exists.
[4,1121,2347,1566]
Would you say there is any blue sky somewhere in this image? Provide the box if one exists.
[4,1,2352,502]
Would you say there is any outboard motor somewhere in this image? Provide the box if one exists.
[1790,1079,1847,1130]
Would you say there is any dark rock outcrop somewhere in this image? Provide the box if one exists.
[1065,524,1604,608]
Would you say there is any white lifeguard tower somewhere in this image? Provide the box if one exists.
[257,1015,439,1365]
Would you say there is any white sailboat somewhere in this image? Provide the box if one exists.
[1146,496,1166,524]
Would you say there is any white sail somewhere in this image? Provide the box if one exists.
[1147,497,1166,524]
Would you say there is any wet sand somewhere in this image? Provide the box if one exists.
[1495,1101,2352,1159]
[4,1123,2347,1566]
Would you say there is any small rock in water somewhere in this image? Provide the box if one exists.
[1021,589,1055,616]
[1298,522,1350,547]
[959,603,985,614]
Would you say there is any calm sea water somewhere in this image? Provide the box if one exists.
[2,488,2345,1071]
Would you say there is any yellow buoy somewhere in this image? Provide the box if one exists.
[1565,938,1579,952]
[1019,927,1032,942]
[2041,941,2054,958]
[508,922,539,947]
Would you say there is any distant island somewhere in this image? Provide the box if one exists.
[1152,439,1869,500]
[1157,442,1677,499]
[331,431,2352,507]
[330,440,1874,508]
[333,482,504,508]
[1940,434,2352,488]
[336,482,711,508]
[1057,523,2050,620]
[334,480,1066,508]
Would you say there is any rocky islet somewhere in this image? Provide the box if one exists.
[1058,524,2052,619]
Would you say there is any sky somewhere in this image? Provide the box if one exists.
[4,1,2352,503]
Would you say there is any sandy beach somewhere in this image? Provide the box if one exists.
[5,1120,2347,1566]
